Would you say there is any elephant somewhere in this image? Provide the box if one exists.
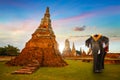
[85,34,109,73]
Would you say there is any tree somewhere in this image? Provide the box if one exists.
[0,47,6,55]
[0,45,20,56]
[76,50,80,56]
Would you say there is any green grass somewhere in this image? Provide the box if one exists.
[0,60,120,80]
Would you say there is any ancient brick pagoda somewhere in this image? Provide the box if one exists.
[62,39,72,57]
[71,43,77,56]
[7,7,67,67]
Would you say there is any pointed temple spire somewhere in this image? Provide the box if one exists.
[62,39,72,57]
[71,42,77,56]
[72,42,75,50]
[40,7,51,29]
[44,7,50,18]
[33,7,54,38]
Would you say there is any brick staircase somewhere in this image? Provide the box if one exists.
[12,60,40,74]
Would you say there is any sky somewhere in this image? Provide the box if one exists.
[0,0,120,53]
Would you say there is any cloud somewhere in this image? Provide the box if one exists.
[53,12,92,24]
[109,35,120,42]
[70,35,90,38]
[0,19,39,32]
[53,5,120,25]
[0,19,40,49]
[68,35,90,42]
[73,25,86,31]
[110,35,120,38]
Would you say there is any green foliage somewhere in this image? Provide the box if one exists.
[0,45,20,56]
[0,60,120,80]
[76,50,81,55]
[0,47,6,55]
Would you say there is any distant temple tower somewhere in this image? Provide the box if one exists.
[71,42,77,56]
[7,7,67,67]
[62,39,72,57]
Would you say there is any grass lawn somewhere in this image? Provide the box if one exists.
[0,60,120,80]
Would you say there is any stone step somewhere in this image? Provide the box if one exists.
[27,64,40,67]
[12,70,33,74]
[23,66,37,70]
[12,63,40,74]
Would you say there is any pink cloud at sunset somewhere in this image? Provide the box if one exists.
[73,26,86,31]
[0,19,40,49]
[0,19,39,33]
[53,5,120,26]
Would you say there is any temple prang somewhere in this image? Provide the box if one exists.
[6,7,67,68]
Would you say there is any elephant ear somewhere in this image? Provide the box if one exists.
[92,34,102,41]
[102,36,109,52]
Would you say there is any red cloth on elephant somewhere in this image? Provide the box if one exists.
[104,46,109,52]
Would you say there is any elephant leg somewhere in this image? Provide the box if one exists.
[98,53,102,70]
[101,51,106,69]
[93,52,98,72]
[93,51,102,73]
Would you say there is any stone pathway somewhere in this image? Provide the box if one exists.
[12,60,40,74]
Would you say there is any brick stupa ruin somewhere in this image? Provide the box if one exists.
[71,43,77,56]
[6,7,67,67]
[62,39,72,57]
